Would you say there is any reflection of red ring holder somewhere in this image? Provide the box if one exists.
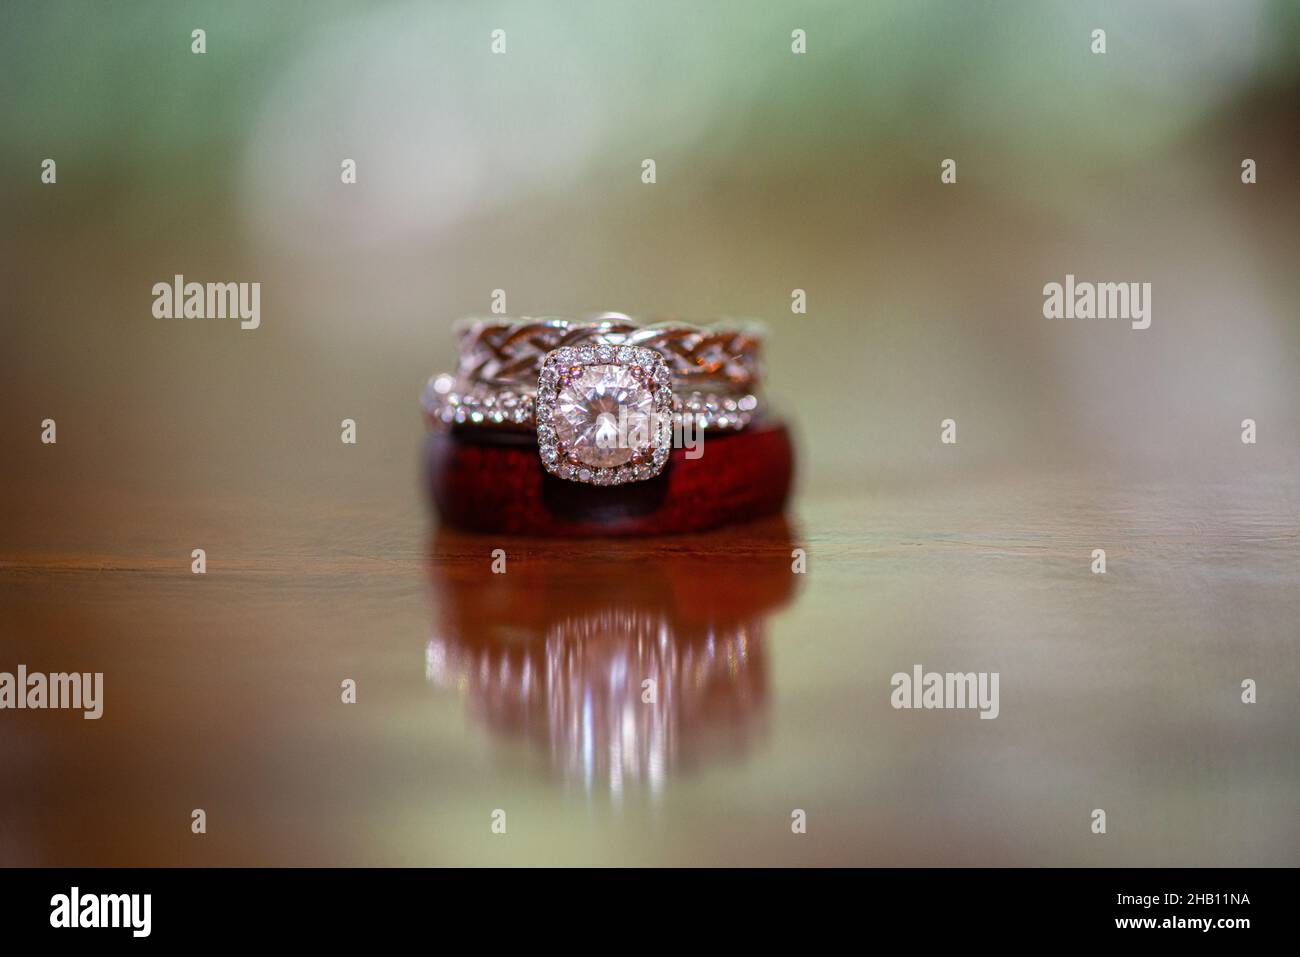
[426,420,795,536]
[426,518,799,787]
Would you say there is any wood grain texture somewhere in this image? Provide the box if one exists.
[1,471,1297,867]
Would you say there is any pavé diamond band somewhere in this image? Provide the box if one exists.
[422,314,766,485]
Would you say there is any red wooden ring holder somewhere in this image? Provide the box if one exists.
[426,420,795,536]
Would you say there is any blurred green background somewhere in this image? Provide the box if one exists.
[3,0,1298,501]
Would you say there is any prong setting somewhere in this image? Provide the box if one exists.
[535,346,673,485]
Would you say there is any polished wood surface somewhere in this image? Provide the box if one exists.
[1,467,1296,866]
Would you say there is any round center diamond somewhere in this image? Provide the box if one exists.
[554,364,656,468]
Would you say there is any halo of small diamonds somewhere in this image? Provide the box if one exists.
[535,346,673,485]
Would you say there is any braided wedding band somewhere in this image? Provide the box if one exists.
[452,314,763,391]
[422,314,767,485]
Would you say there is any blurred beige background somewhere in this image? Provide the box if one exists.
[3,0,1297,500]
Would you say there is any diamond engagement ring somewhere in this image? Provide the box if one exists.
[421,314,766,485]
